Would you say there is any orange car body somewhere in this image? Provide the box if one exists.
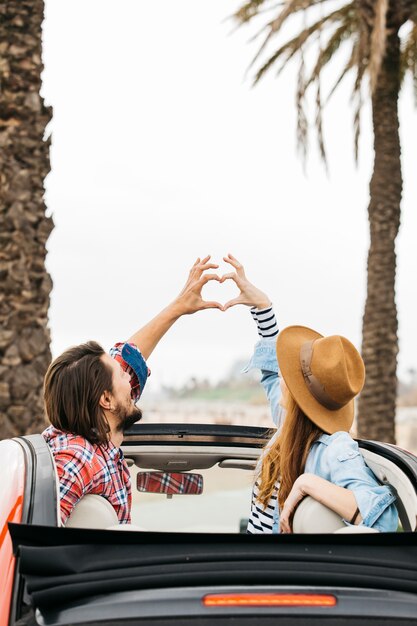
[0,441,25,626]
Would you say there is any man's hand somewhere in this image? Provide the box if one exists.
[220,253,271,311]
[173,255,223,315]
[128,256,222,360]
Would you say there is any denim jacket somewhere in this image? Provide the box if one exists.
[243,338,399,533]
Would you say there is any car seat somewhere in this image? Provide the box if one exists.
[292,496,378,533]
[65,494,119,528]
[292,447,417,533]
[360,447,417,531]
[65,494,144,530]
[46,441,143,530]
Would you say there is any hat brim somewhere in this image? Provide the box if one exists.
[276,326,354,434]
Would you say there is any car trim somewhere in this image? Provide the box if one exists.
[15,435,59,527]
[359,440,417,490]
[33,585,417,625]
[9,436,59,625]
[9,524,417,596]
[123,423,273,447]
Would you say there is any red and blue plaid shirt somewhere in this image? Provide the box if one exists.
[43,341,149,525]
[44,425,132,525]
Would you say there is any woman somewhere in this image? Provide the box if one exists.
[221,254,398,534]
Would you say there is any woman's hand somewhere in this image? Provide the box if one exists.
[279,475,308,534]
[220,253,271,311]
[173,255,223,315]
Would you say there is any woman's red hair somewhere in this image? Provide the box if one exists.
[257,393,323,510]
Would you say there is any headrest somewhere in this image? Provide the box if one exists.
[65,494,118,529]
[292,496,345,533]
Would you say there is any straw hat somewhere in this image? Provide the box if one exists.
[276,326,365,434]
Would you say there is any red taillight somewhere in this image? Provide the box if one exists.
[203,593,337,608]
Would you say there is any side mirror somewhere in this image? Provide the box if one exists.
[136,471,203,496]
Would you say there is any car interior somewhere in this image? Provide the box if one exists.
[63,442,417,533]
[6,435,417,626]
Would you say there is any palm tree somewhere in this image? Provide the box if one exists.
[233,0,417,443]
[0,1,53,438]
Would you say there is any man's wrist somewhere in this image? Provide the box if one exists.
[163,300,184,321]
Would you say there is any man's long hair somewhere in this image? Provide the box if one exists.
[44,341,112,446]
[257,393,323,510]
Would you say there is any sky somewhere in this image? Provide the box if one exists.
[41,0,417,392]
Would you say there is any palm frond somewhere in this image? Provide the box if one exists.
[233,0,269,24]
[243,0,327,47]
[305,6,356,89]
[353,83,363,163]
[228,1,285,36]
[400,21,417,103]
[352,27,369,162]
[369,0,389,92]
[247,0,317,68]
[325,42,357,102]
[234,0,383,166]
[296,45,309,165]
[253,4,354,84]
[312,4,328,168]
[315,79,328,166]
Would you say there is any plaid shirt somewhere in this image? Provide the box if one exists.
[43,341,149,525]
[44,425,132,525]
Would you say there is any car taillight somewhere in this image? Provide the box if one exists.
[203,593,337,608]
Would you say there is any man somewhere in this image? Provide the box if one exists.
[43,257,222,525]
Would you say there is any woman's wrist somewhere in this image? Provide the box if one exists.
[250,304,279,339]
[252,299,272,310]
[297,473,316,496]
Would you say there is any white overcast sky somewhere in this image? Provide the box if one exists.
[41,0,417,391]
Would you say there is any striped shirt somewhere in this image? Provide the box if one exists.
[250,305,279,339]
[247,476,279,534]
[246,305,280,533]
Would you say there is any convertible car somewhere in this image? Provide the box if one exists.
[1,423,417,626]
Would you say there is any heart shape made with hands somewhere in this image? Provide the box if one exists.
[202,275,240,308]
[195,253,269,312]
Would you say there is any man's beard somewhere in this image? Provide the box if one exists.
[114,403,143,433]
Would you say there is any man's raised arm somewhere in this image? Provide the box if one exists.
[128,255,223,360]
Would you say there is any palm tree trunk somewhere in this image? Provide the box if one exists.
[357,32,402,442]
[0,1,53,438]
